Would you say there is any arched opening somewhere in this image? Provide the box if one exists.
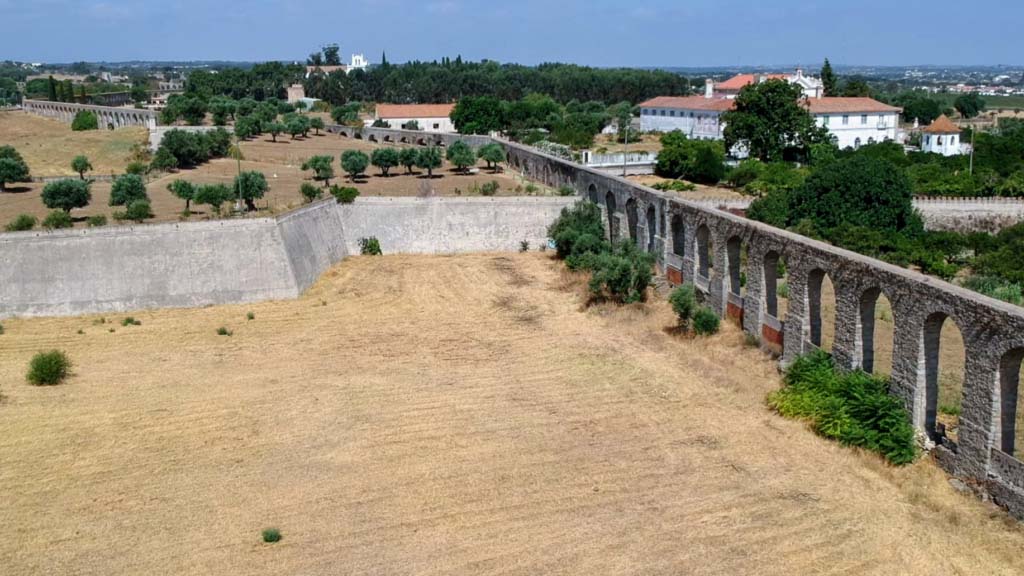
[997,348,1024,458]
[383,135,392,143]
[399,136,409,144]
[858,288,895,376]
[605,192,618,241]
[625,198,639,242]
[354,132,363,140]
[107,122,115,131]
[645,205,657,253]
[805,269,837,352]
[696,225,713,280]
[921,312,967,442]
[761,251,788,352]
[670,214,685,258]
[726,236,743,297]
[416,138,426,146]
[588,184,599,204]
[368,134,378,143]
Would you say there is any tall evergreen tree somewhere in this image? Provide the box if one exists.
[47,76,57,101]
[820,58,837,97]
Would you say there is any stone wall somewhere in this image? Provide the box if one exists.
[337,196,574,255]
[21,99,157,130]
[915,197,1024,233]
[502,139,1024,519]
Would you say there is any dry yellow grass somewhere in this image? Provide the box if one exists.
[1,253,1023,575]
[0,110,147,176]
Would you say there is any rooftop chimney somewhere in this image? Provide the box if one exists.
[704,78,714,99]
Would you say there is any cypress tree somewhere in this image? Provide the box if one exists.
[821,58,837,97]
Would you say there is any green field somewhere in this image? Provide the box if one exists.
[930,92,1024,112]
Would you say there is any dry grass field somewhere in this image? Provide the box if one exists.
[627,174,745,200]
[0,112,558,228]
[0,110,148,176]
[2,253,1024,575]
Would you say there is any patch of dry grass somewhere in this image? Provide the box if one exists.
[1,253,1024,575]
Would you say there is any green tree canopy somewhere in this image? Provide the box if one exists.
[71,110,98,131]
[234,170,268,211]
[341,150,369,180]
[370,148,400,176]
[167,179,196,212]
[820,59,837,97]
[42,179,91,212]
[478,143,506,171]
[71,155,93,180]
[194,183,233,215]
[399,147,419,173]
[446,140,477,172]
[109,174,148,207]
[450,96,504,134]
[0,145,31,192]
[301,155,336,185]
[722,79,828,162]
[954,92,985,119]
[416,147,443,177]
[310,116,325,135]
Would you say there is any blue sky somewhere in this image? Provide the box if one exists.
[0,0,1020,66]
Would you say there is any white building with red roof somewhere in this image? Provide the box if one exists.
[639,75,902,151]
[919,114,964,156]
[372,103,457,133]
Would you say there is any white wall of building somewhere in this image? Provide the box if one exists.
[815,112,900,149]
[374,116,456,134]
[639,108,725,139]
[921,132,962,156]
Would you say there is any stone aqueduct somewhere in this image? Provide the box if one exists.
[330,124,1024,518]
[21,99,157,130]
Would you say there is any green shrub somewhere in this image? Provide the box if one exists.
[692,306,720,335]
[300,182,322,203]
[26,350,71,386]
[261,528,282,543]
[125,161,148,176]
[726,159,763,188]
[117,200,154,222]
[768,351,917,465]
[0,323,4,335]
[669,283,697,329]
[548,201,605,259]
[5,213,37,232]
[246,311,255,321]
[121,317,141,326]
[519,240,530,252]
[557,185,576,196]
[42,210,73,230]
[480,180,500,196]
[71,110,98,131]
[87,214,108,227]
[962,275,1024,306]
[359,236,382,255]
[216,326,233,336]
[330,185,359,204]
[777,281,790,299]
[587,240,655,304]
[652,180,698,192]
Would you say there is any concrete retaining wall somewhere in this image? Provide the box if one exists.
[338,197,574,255]
[277,199,350,292]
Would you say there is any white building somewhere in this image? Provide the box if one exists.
[304,52,370,78]
[715,68,824,99]
[640,78,902,151]
[919,114,964,156]
[372,103,456,133]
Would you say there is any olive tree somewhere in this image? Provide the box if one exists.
[42,179,91,212]
[109,174,148,207]
[370,147,400,176]
[234,170,268,211]
[71,155,93,180]
[341,150,369,181]
[301,155,335,186]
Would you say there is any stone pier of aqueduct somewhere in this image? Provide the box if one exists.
[21,99,157,130]
[3,120,1024,520]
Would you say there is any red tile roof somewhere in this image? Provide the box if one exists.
[922,114,960,133]
[638,96,735,112]
[716,73,788,91]
[376,103,455,119]
[306,65,347,75]
[802,97,902,114]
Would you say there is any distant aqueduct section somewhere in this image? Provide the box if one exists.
[21,99,158,130]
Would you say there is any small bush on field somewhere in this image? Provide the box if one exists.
[548,201,605,260]
[692,306,720,335]
[0,323,4,335]
[940,404,962,416]
[71,110,98,131]
[262,528,282,543]
[359,236,382,255]
[300,182,322,203]
[652,180,697,192]
[6,213,37,232]
[480,180,500,196]
[330,185,359,204]
[115,200,154,223]
[87,214,108,227]
[27,350,71,386]
[121,317,141,326]
[558,185,576,196]
[216,326,232,336]
[669,283,697,329]
[125,161,148,176]
[246,311,255,321]
[586,240,655,304]
[768,350,917,465]
[519,240,530,252]
[42,210,73,230]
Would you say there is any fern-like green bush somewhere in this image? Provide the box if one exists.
[692,306,720,335]
[768,351,917,465]
[669,283,696,329]
[27,350,71,386]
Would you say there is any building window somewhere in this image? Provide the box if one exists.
[854,137,861,149]
[878,114,886,126]
[861,114,868,125]
[670,110,675,117]
[842,115,849,125]
[822,115,830,126]
[433,123,440,130]
[868,137,875,144]
[925,135,931,145]
[937,136,943,146]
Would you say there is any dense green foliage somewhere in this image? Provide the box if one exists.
[0,145,31,191]
[655,132,726,184]
[478,143,506,171]
[71,155,93,180]
[359,236,382,255]
[370,148,400,176]
[42,209,73,229]
[42,179,91,212]
[302,155,335,185]
[117,200,154,222]
[167,179,196,212]
[341,150,369,180]
[26,350,72,386]
[330,185,359,204]
[234,171,268,211]
[723,80,829,162]
[415,147,443,177]
[300,182,322,203]
[5,213,37,232]
[548,201,606,259]
[194,183,234,215]
[669,283,697,329]
[109,174,148,207]
[71,110,98,131]
[155,128,232,169]
[446,140,477,172]
[768,351,917,465]
[692,306,721,335]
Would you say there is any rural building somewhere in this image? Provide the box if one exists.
[715,68,824,99]
[372,103,456,133]
[920,114,965,156]
[639,75,901,150]
[304,53,370,78]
